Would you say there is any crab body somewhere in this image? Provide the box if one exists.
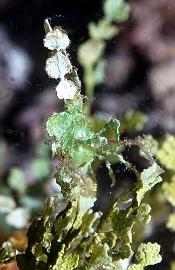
[46,99,120,180]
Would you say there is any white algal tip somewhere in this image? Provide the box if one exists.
[45,51,72,79]
[55,79,78,99]
[44,19,70,51]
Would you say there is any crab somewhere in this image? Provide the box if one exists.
[46,96,120,187]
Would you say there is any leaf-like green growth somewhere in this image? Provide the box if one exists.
[121,109,148,132]
[88,243,112,270]
[16,157,163,269]
[78,39,106,68]
[140,162,163,185]
[31,158,51,180]
[92,59,105,84]
[77,0,131,114]
[127,242,162,269]
[95,161,163,262]
[135,242,162,265]
[156,135,175,171]
[16,192,102,269]
[103,0,130,22]
[162,174,175,206]
[8,167,27,195]
[88,18,118,40]
[139,135,159,159]
[136,203,151,224]
[166,212,175,232]
[170,261,175,270]
[0,241,15,264]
